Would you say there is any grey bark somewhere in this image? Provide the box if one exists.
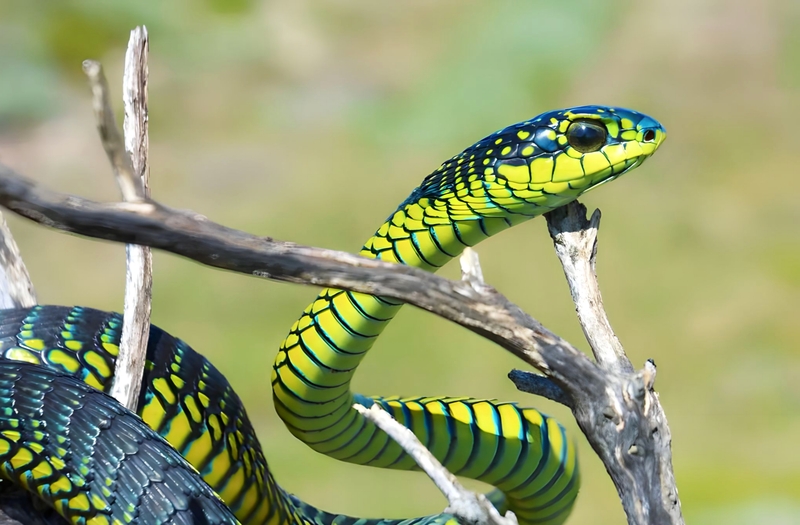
[0,211,36,309]
[0,163,684,524]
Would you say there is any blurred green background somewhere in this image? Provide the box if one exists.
[0,0,798,523]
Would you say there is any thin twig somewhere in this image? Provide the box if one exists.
[0,211,36,309]
[105,27,152,410]
[354,404,517,525]
[544,202,633,373]
[81,60,143,202]
[122,27,150,190]
[459,247,485,290]
[507,369,572,407]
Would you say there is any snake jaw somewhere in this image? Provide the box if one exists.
[579,157,642,196]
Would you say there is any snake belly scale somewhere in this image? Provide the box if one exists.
[0,105,664,524]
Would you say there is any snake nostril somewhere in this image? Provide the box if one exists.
[643,129,656,142]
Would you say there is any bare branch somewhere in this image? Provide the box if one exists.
[0,211,36,309]
[544,202,633,373]
[104,26,152,411]
[544,202,682,524]
[81,60,143,202]
[507,369,571,407]
[354,403,516,525]
[0,163,683,525]
[0,165,574,373]
[122,27,150,190]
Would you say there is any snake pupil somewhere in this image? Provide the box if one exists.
[643,129,656,142]
[566,120,607,153]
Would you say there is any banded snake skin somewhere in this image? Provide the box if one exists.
[0,105,665,524]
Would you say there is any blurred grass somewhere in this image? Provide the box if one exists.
[0,0,798,523]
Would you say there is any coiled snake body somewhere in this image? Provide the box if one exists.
[0,105,664,524]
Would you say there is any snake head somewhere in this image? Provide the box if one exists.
[414,105,666,219]
[546,105,667,194]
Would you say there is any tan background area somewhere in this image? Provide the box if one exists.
[0,1,798,523]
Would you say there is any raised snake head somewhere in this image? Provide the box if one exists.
[409,105,666,220]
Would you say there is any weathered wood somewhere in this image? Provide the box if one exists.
[114,26,153,411]
[355,403,517,525]
[544,203,682,523]
[0,163,684,524]
[545,205,633,373]
[507,369,571,407]
[81,28,152,412]
[0,211,36,309]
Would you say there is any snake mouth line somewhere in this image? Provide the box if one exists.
[611,158,641,180]
[583,156,646,194]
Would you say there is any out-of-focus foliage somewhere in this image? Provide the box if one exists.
[0,1,798,523]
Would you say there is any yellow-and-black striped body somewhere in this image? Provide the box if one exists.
[0,358,240,525]
[0,306,276,524]
[0,307,463,525]
[273,106,666,525]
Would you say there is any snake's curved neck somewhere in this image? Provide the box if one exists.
[273,104,665,525]
[273,202,511,418]
[273,199,578,525]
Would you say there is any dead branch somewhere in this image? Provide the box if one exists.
[82,30,152,411]
[507,369,571,407]
[82,60,142,202]
[545,205,632,373]
[0,212,36,309]
[0,161,684,524]
[115,27,152,410]
[544,202,682,522]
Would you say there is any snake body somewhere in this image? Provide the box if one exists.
[0,105,664,524]
[0,357,240,525]
[271,105,665,524]
[0,306,461,525]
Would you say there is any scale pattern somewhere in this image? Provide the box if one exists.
[0,306,279,523]
[0,359,240,524]
[273,106,666,525]
[0,307,461,525]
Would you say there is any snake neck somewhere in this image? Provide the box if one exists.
[272,198,527,432]
[270,113,632,436]
[271,205,579,525]
[268,100,670,524]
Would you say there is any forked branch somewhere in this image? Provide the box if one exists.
[0,161,683,524]
[83,27,153,411]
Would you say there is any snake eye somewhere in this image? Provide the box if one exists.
[566,120,608,153]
